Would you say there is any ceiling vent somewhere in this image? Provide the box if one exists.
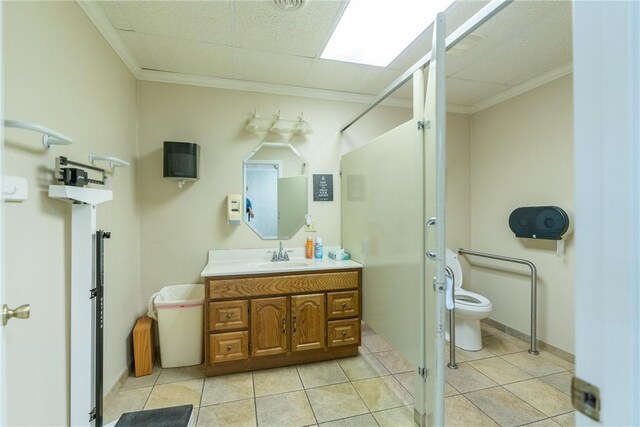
[273,0,307,11]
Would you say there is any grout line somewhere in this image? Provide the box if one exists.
[251,370,259,427]
[296,365,320,426]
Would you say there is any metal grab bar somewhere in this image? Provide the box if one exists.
[458,248,539,355]
[446,266,458,369]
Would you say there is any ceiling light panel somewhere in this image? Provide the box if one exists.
[321,0,455,67]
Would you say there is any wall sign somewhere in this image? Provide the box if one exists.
[313,174,333,201]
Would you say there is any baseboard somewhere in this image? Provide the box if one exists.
[482,318,575,364]
[103,360,134,412]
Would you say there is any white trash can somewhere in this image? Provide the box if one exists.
[148,284,204,368]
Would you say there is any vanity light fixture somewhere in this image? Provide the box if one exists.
[88,152,130,171]
[244,110,313,135]
[293,112,313,135]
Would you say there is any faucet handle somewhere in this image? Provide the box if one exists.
[284,251,293,261]
[268,250,278,261]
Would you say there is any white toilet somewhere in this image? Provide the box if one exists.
[446,248,493,351]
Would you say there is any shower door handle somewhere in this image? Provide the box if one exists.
[425,217,437,260]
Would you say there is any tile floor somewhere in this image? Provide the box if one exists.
[105,322,576,426]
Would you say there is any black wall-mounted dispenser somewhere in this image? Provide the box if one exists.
[508,206,572,240]
[163,141,200,183]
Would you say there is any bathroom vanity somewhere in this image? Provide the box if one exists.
[201,249,363,376]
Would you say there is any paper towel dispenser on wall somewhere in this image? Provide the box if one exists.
[508,206,572,240]
[164,141,200,188]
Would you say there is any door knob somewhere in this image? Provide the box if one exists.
[2,304,31,326]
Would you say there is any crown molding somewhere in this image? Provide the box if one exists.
[77,1,141,78]
[446,104,473,114]
[469,62,573,114]
[137,69,413,108]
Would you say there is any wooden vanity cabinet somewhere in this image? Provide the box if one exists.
[204,268,361,376]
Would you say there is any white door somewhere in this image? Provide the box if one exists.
[573,0,640,425]
[0,1,6,423]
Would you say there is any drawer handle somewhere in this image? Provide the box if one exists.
[282,317,286,334]
[226,313,233,320]
[341,302,347,309]
[292,315,297,333]
[226,345,232,351]
[342,331,347,337]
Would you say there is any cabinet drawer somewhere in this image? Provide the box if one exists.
[210,300,248,331]
[327,319,360,347]
[210,331,249,363]
[327,291,359,319]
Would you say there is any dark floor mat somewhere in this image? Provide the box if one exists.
[115,404,193,427]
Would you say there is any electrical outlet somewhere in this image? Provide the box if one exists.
[304,220,317,232]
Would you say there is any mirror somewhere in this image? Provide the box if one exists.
[243,142,308,239]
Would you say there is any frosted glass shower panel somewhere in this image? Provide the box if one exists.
[341,120,423,365]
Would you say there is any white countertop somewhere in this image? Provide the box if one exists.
[200,246,362,277]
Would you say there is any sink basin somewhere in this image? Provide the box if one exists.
[253,260,310,270]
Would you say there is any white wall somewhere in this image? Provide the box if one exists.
[468,75,574,353]
[3,2,139,424]
[136,81,411,305]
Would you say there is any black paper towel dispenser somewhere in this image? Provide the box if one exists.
[508,206,571,240]
[163,141,200,182]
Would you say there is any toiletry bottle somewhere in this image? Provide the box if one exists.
[315,237,323,259]
[306,237,313,259]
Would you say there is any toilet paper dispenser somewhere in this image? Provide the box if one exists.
[508,206,572,240]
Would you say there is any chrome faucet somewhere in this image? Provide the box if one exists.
[270,241,291,262]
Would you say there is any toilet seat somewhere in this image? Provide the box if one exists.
[455,289,492,308]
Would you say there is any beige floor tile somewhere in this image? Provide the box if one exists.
[445,363,498,393]
[444,395,499,427]
[144,379,203,410]
[103,386,153,424]
[539,350,575,370]
[359,345,371,354]
[501,352,565,377]
[374,350,414,374]
[372,405,417,427]
[197,398,256,427]
[526,419,562,426]
[444,381,459,397]
[482,335,523,355]
[480,323,502,336]
[552,411,576,427]
[156,364,205,385]
[253,365,303,397]
[505,379,574,417]
[255,390,316,427]
[394,372,415,396]
[297,360,349,389]
[468,357,533,385]
[121,366,161,390]
[338,354,390,381]
[455,347,496,361]
[465,387,546,427]
[319,413,378,427]
[200,372,253,406]
[352,376,413,412]
[306,382,369,423]
[362,334,394,353]
[539,371,573,395]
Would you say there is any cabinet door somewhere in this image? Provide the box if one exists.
[251,296,288,357]
[291,294,326,352]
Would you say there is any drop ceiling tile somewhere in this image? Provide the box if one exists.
[100,1,233,45]
[447,1,572,85]
[302,59,385,93]
[234,0,345,58]
[120,31,234,78]
[446,77,510,106]
[233,48,314,87]
[361,68,406,96]
[98,1,134,31]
